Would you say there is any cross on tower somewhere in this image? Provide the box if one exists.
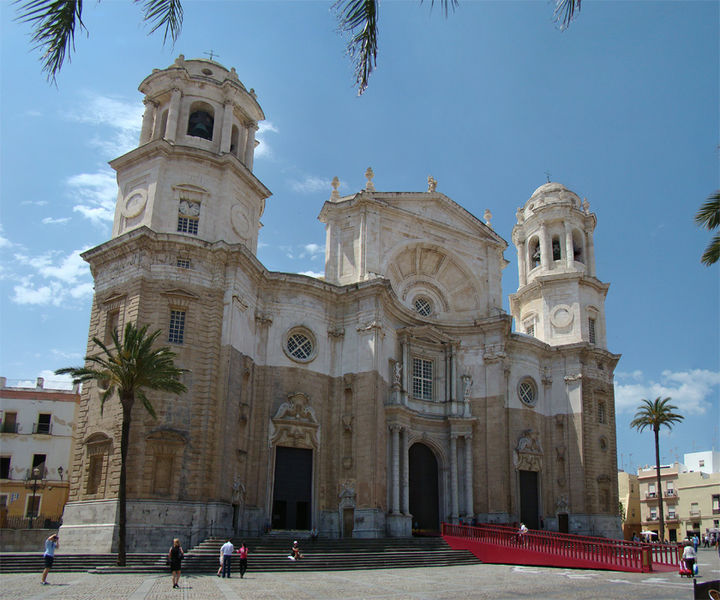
[204,50,220,61]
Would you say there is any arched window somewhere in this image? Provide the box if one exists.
[572,230,584,263]
[230,125,240,155]
[187,102,214,140]
[158,110,168,139]
[552,235,562,261]
[529,237,541,269]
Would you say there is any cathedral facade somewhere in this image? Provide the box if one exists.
[60,57,621,552]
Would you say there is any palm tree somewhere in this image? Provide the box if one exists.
[335,0,581,94]
[56,322,186,565]
[629,397,684,542]
[15,0,183,82]
[16,0,582,93]
[695,190,720,266]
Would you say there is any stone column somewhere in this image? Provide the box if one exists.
[391,425,400,514]
[139,98,157,145]
[220,101,234,154]
[165,88,182,143]
[539,225,551,270]
[402,341,409,406]
[401,428,409,514]
[564,223,574,268]
[586,230,596,277]
[518,241,527,287]
[450,435,459,520]
[464,436,474,518]
[244,124,258,170]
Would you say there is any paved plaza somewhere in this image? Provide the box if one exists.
[2,551,719,600]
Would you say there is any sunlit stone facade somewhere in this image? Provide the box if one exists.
[59,57,621,552]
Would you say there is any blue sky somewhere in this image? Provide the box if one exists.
[1,1,718,472]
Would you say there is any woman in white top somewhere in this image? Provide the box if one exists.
[682,540,697,574]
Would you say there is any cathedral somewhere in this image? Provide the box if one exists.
[59,56,621,552]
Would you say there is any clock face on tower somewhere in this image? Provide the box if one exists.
[179,200,201,216]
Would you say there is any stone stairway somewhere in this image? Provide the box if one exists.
[0,536,480,574]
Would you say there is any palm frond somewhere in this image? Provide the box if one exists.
[138,0,183,44]
[695,191,720,230]
[630,397,684,432]
[334,0,379,95]
[554,0,581,30]
[422,0,458,18]
[15,0,86,81]
[700,232,720,266]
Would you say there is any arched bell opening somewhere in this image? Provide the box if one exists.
[187,102,215,141]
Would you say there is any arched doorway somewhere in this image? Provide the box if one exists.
[409,443,439,533]
[272,446,312,530]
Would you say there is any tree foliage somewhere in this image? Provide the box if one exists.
[56,322,186,565]
[695,190,720,266]
[630,397,684,542]
[16,0,582,92]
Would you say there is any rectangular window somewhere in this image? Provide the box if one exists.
[1,412,17,433]
[412,357,433,401]
[31,454,46,476]
[648,483,655,496]
[168,310,186,344]
[526,323,534,337]
[0,457,10,479]
[25,494,41,518]
[34,413,52,435]
[650,508,657,519]
[86,454,104,495]
[176,257,191,269]
[690,502,700,516]
[598,402,606,424]
[588,318,596,344]
[712,495,719,513]
[668,508,676,518]
[105,310,120,345]
[177,216,199,235]
[699,459,705,467]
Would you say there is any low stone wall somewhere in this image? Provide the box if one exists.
[0,528,57,552]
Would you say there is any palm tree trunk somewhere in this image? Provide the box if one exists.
[654,427,665,542]
[117,401,132,566]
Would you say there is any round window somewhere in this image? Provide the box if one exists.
[414,296,433,317]
[284,328,316,363]
[517,378,537,407]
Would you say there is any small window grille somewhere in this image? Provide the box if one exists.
[176,258,191,269]
[287,332,313,360]
[588,318,596,344]
[168,310,186,344]
[414,297,433,317]
[598,401,606,424]
[177,216,199,235]
[525,322,535,337]
[412,358,433,401]
[518,378,537,406]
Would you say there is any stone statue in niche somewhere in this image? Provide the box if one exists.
[392,361,402,387]
[514,429,543,471]
[461,374,473,399]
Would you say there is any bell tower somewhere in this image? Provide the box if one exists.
[509,182,609,347]
[109,54,270,253]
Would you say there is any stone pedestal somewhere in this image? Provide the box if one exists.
[386,513,412,537]
[350,508,385,538]
[59,499,232,552]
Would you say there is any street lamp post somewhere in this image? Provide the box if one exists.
[25,467,46,529]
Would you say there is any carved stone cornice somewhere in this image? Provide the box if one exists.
[254,311,272,327]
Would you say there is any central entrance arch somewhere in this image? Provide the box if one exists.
[272,446,312,530]
[409,443,439,533]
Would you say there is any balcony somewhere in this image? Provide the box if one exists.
[32,422,52,435]
[689,509,702,518]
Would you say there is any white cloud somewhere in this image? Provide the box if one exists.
[42,216,71,225]
[67,169,117,225]
[14,371,75,390]
[290,175,334,195]
[10,248,93,306]
[297,270,324,279]
[50,348,83,361]
[255,121,278,159]
[614,369,720,416]
[300,243,325,260]
[67,93,143,157]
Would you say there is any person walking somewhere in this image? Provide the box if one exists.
[168,538,184,589]
[237,542,248,578]
[41,533,59,585]
[682,540,697,575]
[220,539,234,577]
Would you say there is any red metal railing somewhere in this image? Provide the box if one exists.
[442,523,681,573]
